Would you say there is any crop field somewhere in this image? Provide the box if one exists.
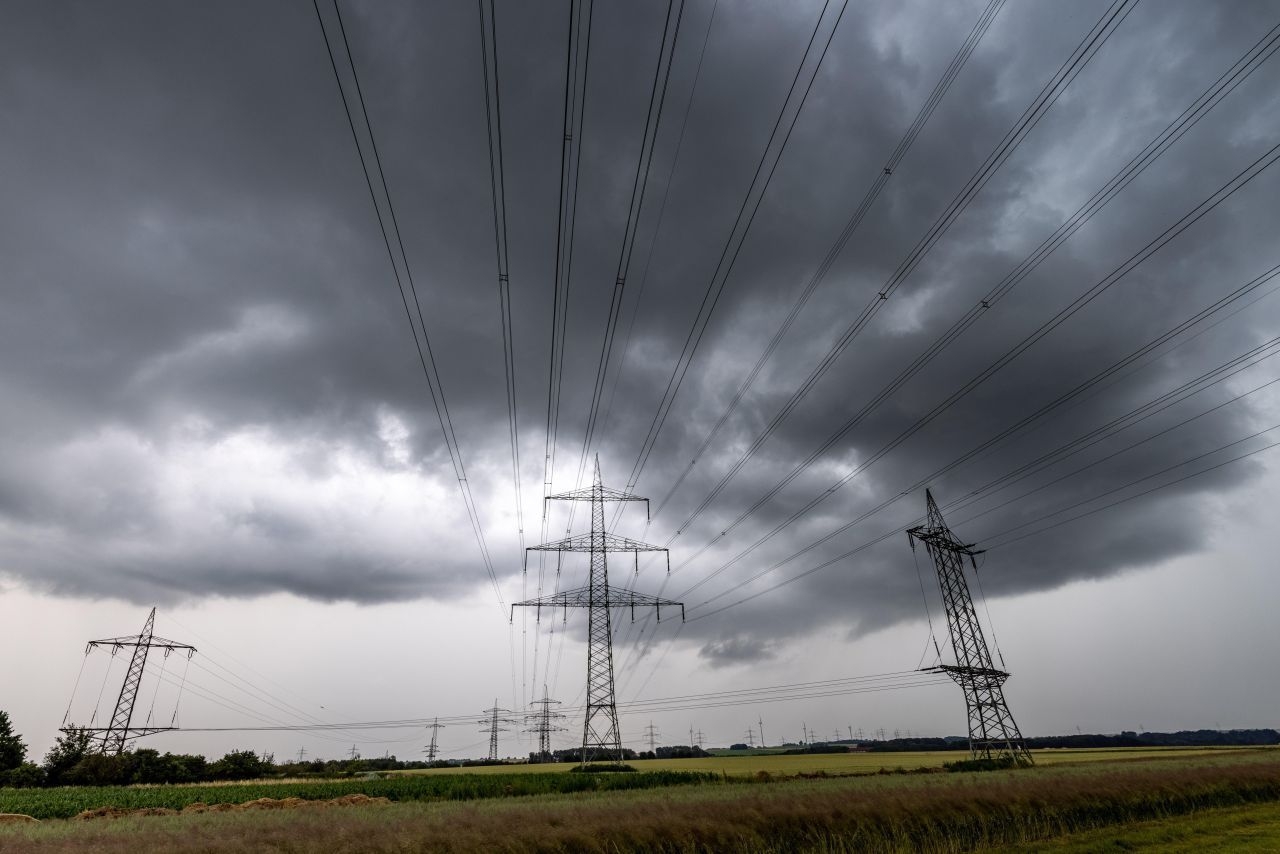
[396,745,1269,777]
[2,749,1279,852]
[0,770,713,821]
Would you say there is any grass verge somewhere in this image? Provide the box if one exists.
[1,753,1279,851]
[0,770,713,820]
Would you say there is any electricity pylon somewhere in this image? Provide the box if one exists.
[513,458,683,765]
[643,722,660,753]
[423,718,445,762]
[71,607,196,755]
[908,489,1033,765]
[479,701,518,762]
[525,687,566,762]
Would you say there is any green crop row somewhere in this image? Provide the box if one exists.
[0,769,716,820]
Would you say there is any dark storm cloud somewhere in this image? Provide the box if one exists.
[0,0,1277,660]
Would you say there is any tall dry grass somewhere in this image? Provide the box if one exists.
[3,755,1280,852]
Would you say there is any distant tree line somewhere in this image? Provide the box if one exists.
[863,729,1280,752]
[0,711,450,788]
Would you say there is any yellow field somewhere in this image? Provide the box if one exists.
[397,745,1269,778]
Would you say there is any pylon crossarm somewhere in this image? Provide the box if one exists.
[527,532,667,553]
[63,726,176,736]
[545,485,647,504]
[87,636,195,653]
[923,664,1010,681]
[514,585,682,611]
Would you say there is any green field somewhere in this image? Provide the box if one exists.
[397,745,1269,777]
[2,748,1279,852]
[0,770,712,820]
[1000,800,1280,851]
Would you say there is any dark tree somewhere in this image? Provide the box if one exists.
[0,710,28,771]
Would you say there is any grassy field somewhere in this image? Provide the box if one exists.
[1,749,1278,851]
[1001,800,1280,851]
[396,745,1270,777]
[0,770,713,820]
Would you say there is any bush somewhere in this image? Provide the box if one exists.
[944,755,1021,773]
[0,762,45,788]
[570,763,637,773]
[0,711,27,771]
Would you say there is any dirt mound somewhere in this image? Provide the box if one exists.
[75,793,390,820]
[75,807,177,820]
[0,814,39,824]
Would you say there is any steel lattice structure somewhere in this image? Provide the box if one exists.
[908,490,1032,765]
[478,702,518,762]
[70,607,196,755]
[514,458,683,764]
[525,686,566,761]
[423,717,445,762]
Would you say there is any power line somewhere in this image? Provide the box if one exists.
[661,0,1142,569]
[650,0,1008,520]
[981,425,1280,550]
[479,0,526,564]
[568,0,686,497]
[619,0,851,500]
[685,297,1280,620]
[662,16,1280,569]
[313,0,505,607]
[597,0,722,475]
[678,139,1280,600]
[612,0,1013,675]
[538,0,595,708]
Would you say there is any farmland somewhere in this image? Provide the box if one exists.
[2,748,1279,851]
[0,769,712,821]
[396,745,1262,777]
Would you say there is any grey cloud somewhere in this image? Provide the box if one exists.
[0,0,1276,656]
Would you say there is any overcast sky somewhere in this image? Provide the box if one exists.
[1,0,1278,761]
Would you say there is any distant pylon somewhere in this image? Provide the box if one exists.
[513,458,684,764]
[424,718,445,762]
[479,701,518,762]
[70,607,196,755]
[525,687,566,762]
[643,722,660,753]
[744,728,756,748]
[694,729,705,749]
[908,489,1033,765]
[758,716,765,749]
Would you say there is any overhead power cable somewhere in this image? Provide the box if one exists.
[663,16,1280,563]
[537,0,596,702]
[598,0,723,477]
[613,0,1013,674]
[660,0,1141,565]
[981,425,1280,549]
[683,264,1280,618]
[619,0,851,500]
[164,669,947,733]
[678,139,1280,598]
[313,1,505,607]
[567,0,686,500]
[651,0,1008,519]
[479,0,526,561]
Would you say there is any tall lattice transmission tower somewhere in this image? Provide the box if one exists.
[525,687,566,762]
[67,607,196,755]
[642,722,660,753]
[423,718,445,763]
[479,702,518,762]
[908,489,1033,765]
[514,458,684,764]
